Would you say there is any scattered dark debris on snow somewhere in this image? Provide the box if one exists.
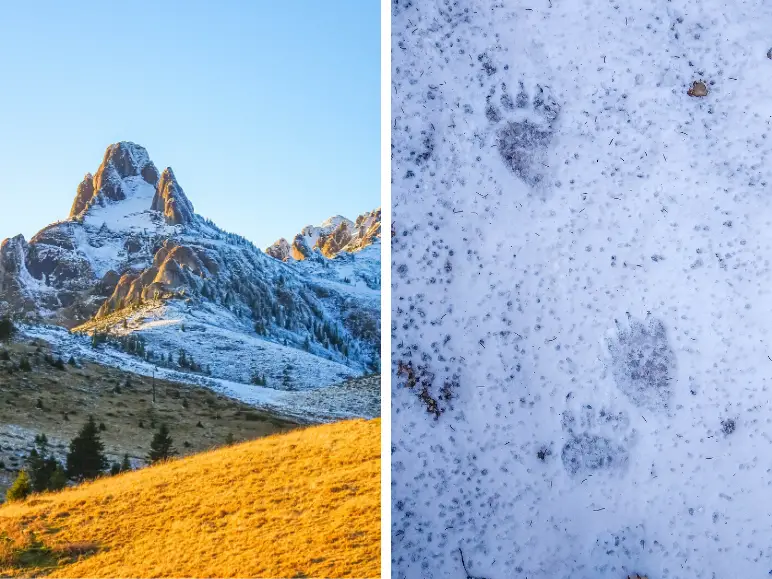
[396,360,457,419]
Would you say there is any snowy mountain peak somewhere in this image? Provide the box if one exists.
[266,208,380,262]
[319,215,354,230]
[0,143,380,413]
[101,142,155,181]
[93,141,159,199]
[69,142,160,220]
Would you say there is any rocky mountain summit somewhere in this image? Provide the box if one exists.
[265,209,381,262]
[0,142,380,406]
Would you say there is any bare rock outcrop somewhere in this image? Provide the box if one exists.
[96,241,215,317]
[265,238,292,261]
[291,235,313,260]
[69,173,95,218]
[151,168,195,226]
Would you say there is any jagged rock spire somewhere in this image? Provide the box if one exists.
[0,234,28,275]
[151,167,195,226]
[69,142,159,219]
[69,173,95,219]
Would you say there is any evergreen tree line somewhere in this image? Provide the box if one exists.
[88,329,211,375]
[1,346,79,376]
[5,417,178,503]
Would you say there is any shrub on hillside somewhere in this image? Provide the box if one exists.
[48,465,67,491]
[6,470,31,502]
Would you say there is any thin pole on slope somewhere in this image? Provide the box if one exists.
[152,367,156,403]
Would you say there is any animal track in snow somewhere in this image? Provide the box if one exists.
[560,402,634,477]
[485,80,560,185]
[606,314,676,413]
[589,524,648,576]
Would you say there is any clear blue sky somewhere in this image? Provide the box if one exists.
[0,0,379,248]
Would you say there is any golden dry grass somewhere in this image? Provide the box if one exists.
[0,418,381,578]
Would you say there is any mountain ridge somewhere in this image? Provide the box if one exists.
[265,208,381,262]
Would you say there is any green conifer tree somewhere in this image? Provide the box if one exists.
[0,317,15,344]
[66,416,108,481]
[147,424,177,464]
[48,465,67,491]
[26,434,59,493]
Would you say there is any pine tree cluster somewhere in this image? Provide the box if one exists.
[4,417,177,503]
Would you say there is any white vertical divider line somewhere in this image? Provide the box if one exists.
[380,0,392,575]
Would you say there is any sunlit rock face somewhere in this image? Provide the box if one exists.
[70,142,160,219]
[151,168,195,226]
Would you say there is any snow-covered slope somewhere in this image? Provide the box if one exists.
[17,323,377,422]
[0,142,380,421]
[392,1,772,578]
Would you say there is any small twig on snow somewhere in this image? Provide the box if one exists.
[459,548,489,579]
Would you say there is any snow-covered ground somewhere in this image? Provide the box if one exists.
[19,323,374,423]
[392,1,772,577]
[93,300,358,389]
[83,176,168,235]
[292,240,382,294]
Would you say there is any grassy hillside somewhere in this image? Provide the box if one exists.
[0,339,298,493]
[0,418,380,578]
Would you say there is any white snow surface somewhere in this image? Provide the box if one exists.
[108,300,358,390]
[392,1,772,578]
[83,177,173,235]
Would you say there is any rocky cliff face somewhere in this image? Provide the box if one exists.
[264,238,291,261]
[70,174,95,218]
[0,142,202,325]
[151,168,195,225]
[343,208,381,253]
